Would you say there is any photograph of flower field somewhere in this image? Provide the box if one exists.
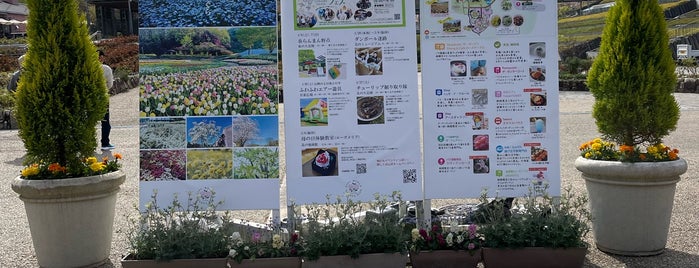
[187,149,234,180]
[140,117,187,149]
[187,116,232,148]
[234,147,279,179]
[140,150,187,181]
[139,0,276,27]
[139,27,279,117]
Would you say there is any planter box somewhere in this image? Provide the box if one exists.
[410,249,482,268]
[121,255,301,268]
[482,247,586,268]
[303,253,407,268]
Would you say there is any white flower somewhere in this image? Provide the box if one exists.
[456,235,465,244]
[231,232,241,242]
[446,233,454,247]
[228,249,237,258]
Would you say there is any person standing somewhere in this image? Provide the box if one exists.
[7,55,24,93]
[99,50,115,150]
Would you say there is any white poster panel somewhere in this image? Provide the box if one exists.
[421,0,560,198]
[282,0,423,205]
[138,0,280,210]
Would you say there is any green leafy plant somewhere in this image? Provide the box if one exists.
[298,192,408,261]
[126,190,232,261]
[15,0,109,177]
[20,153,122,179]
[586,0,680,153]
[126,190,301,263]
[477,184,591,249]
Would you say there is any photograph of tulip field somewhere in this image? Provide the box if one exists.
[139,27,279,117]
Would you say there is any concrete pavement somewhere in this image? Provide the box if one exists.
[1,88,698,267]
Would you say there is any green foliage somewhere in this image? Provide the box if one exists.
[15,0,109,174]
[234,148,279,179]
[478,185,591,249]
[96,35,138,74]
[562,57,592,75]
[126,191,232,261]
[586,0,679,147]
[298,192,408,261]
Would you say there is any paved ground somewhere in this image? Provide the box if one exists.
[1,88,698,267]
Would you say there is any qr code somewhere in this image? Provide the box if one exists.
[394,14,401,20]
[402,168,417,183]
[356,163,367,174]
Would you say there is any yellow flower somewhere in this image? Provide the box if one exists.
[411,228,421,242]
[89,162,105,172]
[647,145,658,154]
[584,152,592,158]
[592,138,602,144]
[86,157,98,164]
[139,111,146,117]
[21,164,40,177]
[591,143,602,151]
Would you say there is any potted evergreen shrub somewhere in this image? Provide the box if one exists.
[575,0,688,256]
[478,185,591,268]
[9,1,125,267]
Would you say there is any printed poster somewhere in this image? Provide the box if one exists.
[282,0,423,204]
[421,0,561,198]
[138,0,280,210]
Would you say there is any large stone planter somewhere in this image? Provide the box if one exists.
[11,170,126,268]
[575,157,687,256]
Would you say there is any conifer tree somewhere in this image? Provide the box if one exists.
[587,0,679,147]
[15,0,108,175]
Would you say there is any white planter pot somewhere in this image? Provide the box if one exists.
[11,170,126,268]
[575,157,687,256]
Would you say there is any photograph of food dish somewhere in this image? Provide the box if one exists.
[473,135,489,151]
[471,60,487,76]
[472,88,488,105]
[357,96,385,124]
[450,60,468,77]
[355,47,383,75]
[530,117,546,133]
[473,158,490,174]
[491,15,501,27]
[302,148,338,176]
[531,147,548,162]
[529,66,546,82]
[530,93,547,106]
[529,42,546,58]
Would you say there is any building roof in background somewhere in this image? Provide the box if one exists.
[0,2,28,16]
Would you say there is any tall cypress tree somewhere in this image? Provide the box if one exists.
[15,0,108,176]
[587,0,679,147]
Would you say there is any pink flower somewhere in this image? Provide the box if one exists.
[468,243,475,250]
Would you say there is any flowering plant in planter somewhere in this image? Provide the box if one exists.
[227,229,302,264]
[20,153,122,179]
[297,192,408,261]
[408,223,481,255]
[477,184,591,249]
[579,138,679,162]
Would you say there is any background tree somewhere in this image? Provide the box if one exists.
[188,121,221,147]
[586,0,679,147]
[232,117,260,147]
[15,0,108,173]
